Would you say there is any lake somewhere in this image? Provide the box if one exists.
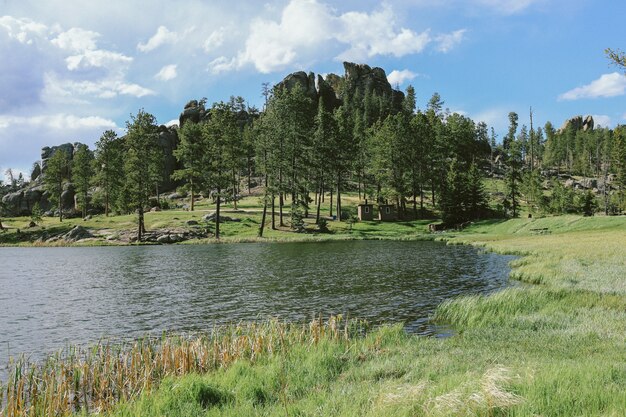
[0,240,514,366]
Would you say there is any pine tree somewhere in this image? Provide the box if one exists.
[94,130,123,216]
[173,117,205,211]
[44,148,70,222]
[72,144,94,218]
[123,110,161,241]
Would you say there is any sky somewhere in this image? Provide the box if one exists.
[1,0,625,180]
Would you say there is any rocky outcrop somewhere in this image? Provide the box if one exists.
[274,62,405,113]
[179,100,209,127]
[157,125,180,191]
[559,115,594,133]
[277,71,318,101]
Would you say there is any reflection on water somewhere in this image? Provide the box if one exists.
[0,240,514,365]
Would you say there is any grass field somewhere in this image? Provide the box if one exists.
[1,213,624,416]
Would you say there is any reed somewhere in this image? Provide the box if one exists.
[0,316,363,417]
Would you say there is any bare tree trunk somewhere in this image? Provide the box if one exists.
[329,189,333,218]
[336,171,342,222]
[190,179,195,211]
[316,182,322,224]
[270,185,276,230]
[137,207,144,241]
[58,188,63,223]
[279,192,285,227]
[215,188,221,239]
[105,190,109,217]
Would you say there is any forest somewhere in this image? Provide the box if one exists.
[1,63,626,240]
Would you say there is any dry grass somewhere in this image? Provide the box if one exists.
[0,316,361,417]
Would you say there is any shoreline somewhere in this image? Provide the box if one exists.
[1,215,625,416]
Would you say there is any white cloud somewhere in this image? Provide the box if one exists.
[559,73,626,101]
[155,64,178,81]
[43,74,155,99]
[204,28,226,52]
[592,115,612,128]
[65,49,132,71]
[387,69,418,86]
[337,6,431,61]
[230,0,462,73]
[0,114,117,130]
[51,28,99,52]
[207,56,237,75]
[165,119,179,127]
[435,29,466,52]
[137,26,179,52]
[0,16,49,44]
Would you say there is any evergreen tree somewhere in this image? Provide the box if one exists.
[202,101,240,239]
[94,130,123,216]
[72,143,94,218]
[504,140,523,217]
[123,110,162,241]
[44,148,70,222]
[503,112,518,150]
[173,118,205,211]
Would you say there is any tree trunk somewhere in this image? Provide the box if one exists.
[259,174,268,237]
[336,172,342,222]
[248,156,252,195]
[82,192,87,218]
[329,189,333,217]
[216,187,221,239]
[279,192,285,227]
[233,169,238,210]
[137,207,143,241]
[58,189,63,223]
[0,218,4,230]
[271,193,276,230]
[316,181,323,224]
[189,178,196,211]
[105,190,109,217]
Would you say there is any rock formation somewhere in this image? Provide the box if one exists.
[274,62,405,113]
[559,115,594,133]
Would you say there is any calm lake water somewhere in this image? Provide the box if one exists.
[0,240,514,366]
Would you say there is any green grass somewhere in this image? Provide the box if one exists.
[0,192,435,246]
[67,214,624,417]
[1,192,625,416]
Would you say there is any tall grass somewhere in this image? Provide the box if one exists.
[0,316,363,416]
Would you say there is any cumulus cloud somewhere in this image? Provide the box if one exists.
[0,15,49,44]
[207,56,238,75]
[155,64,177,81]
[559,73,626,101]
[387,69,418,86]
[204,28,226,52]
[435,29,466,52]
[44,74,155,99]
[230,0,462,73]
[137,26,179,52]
[0,114,118,174]
[51,27,99,52]
[0,114,117,130]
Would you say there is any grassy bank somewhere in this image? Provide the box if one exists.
[1,215,625,416]
[0,193,436,246]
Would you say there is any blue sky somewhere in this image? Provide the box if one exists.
[1,0,625,179]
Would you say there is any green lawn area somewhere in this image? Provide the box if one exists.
[1,198,625,416]
[96,215,625,417]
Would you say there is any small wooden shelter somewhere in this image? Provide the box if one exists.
[378,204,397,221]
[357,200,374,221]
